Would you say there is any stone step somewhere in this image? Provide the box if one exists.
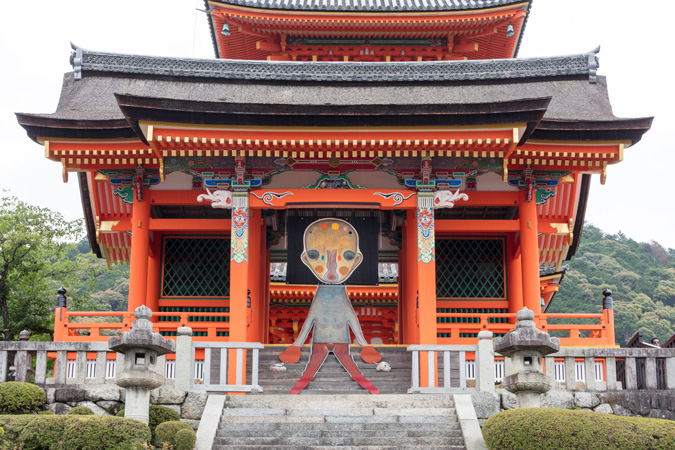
[215,436,464,447]
[218,429,463,439]
[222,394,456,409]
[221,407,457,417]
[217,422,462,433]
[214,446,464,450]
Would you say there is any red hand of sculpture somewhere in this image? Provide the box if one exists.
[361,345,381,364]
[279,345,302,364]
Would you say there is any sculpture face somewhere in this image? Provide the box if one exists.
[301,218,362,284]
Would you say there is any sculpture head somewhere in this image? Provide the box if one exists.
[301,218,362,284]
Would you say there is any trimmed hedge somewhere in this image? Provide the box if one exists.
[0,414,151,450]
[175,428,196,450]
[0,415,37,446]
[117,405,181,440]
[155,421,194,448]
[19,415,69,450]
[59,416,151,450]
[68,406,94,415]
[0,382,45,414]
[483,408,675,450]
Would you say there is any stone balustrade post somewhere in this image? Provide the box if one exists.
[605,357,617,390]
[666,357,675,390]
[544,356,554,380]
[175,326,193,391]
[625,357,637,389]
[55,351,67,384]
[0,351,8,382]
[477,330,495,392]
[584,357,596,391]
[94,351,107,384]
[565,357,576,390]
[14,330,31,382]
[75,351,87,385]
[645,357,657,390]
[35,351,48,385]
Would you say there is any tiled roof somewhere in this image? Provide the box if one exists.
[71,45,599,83]
[211,0,525,12]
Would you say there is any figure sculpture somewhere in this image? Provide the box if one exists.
[279,218,381,394]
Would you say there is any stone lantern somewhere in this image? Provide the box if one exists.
[493,307,560,408]
[108,305,175,424]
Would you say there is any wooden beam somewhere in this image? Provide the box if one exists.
[149,218,231,232]
[435,219,519,233]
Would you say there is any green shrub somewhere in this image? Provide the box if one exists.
[483,408,675,450]
[68,406,94,415]
[59,416,151,450]
[19,415,70,450]
[155,421,194,448]
[0,382,45,414]
[39,411,53,415]
[117,405,181,441]
[174,428,196,450]
[0,415,36,446]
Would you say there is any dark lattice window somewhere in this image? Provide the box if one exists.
[436,238,505,299]
[161,237,230,297]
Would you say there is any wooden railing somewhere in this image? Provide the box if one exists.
[55,310,230,342]
[436,311,613,346]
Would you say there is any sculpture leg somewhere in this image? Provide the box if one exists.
[289,343,329,395]
[333,344,380,394]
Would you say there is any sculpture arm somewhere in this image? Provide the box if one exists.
[279,308,317,364]
[346,309,381,364]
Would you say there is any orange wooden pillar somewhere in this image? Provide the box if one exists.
[146,236,161,315]
[415,192,437,345]
[403,209,418,345]
[128,197,151,312]
[518,190,541,313]
[246,209,263,343]
[262,247,271,344]
[229,190,250,388]
[397,247,404,344]
[507,234,523,319]
[412,190,438,388]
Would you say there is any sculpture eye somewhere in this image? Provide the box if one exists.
[343,251,355,262]
[307,250,320,261]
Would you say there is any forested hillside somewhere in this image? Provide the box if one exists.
[551,224,675,346]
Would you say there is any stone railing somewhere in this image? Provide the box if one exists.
[0,340,118,385]
[0,330,263,393]
[409,341,675,394]
[407,344,477,393]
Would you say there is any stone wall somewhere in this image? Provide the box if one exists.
[43,386,207,430]
[471,390,675,426]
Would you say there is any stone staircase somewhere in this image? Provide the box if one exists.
[251,346,411,395]
[213,394,466,449]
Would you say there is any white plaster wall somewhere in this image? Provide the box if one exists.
[475,172,518,192]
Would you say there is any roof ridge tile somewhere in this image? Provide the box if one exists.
[70,45,598,84]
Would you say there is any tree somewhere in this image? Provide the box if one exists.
[0,196,94,340]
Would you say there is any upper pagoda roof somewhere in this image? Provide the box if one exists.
[204,0,532,60]
[208,0,525,13]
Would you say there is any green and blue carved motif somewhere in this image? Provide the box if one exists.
[303,170,365,189]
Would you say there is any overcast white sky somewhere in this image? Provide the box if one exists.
[1,1,673,249]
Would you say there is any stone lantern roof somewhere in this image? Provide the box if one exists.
[493,308,560,357]
[108,305,175,355]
